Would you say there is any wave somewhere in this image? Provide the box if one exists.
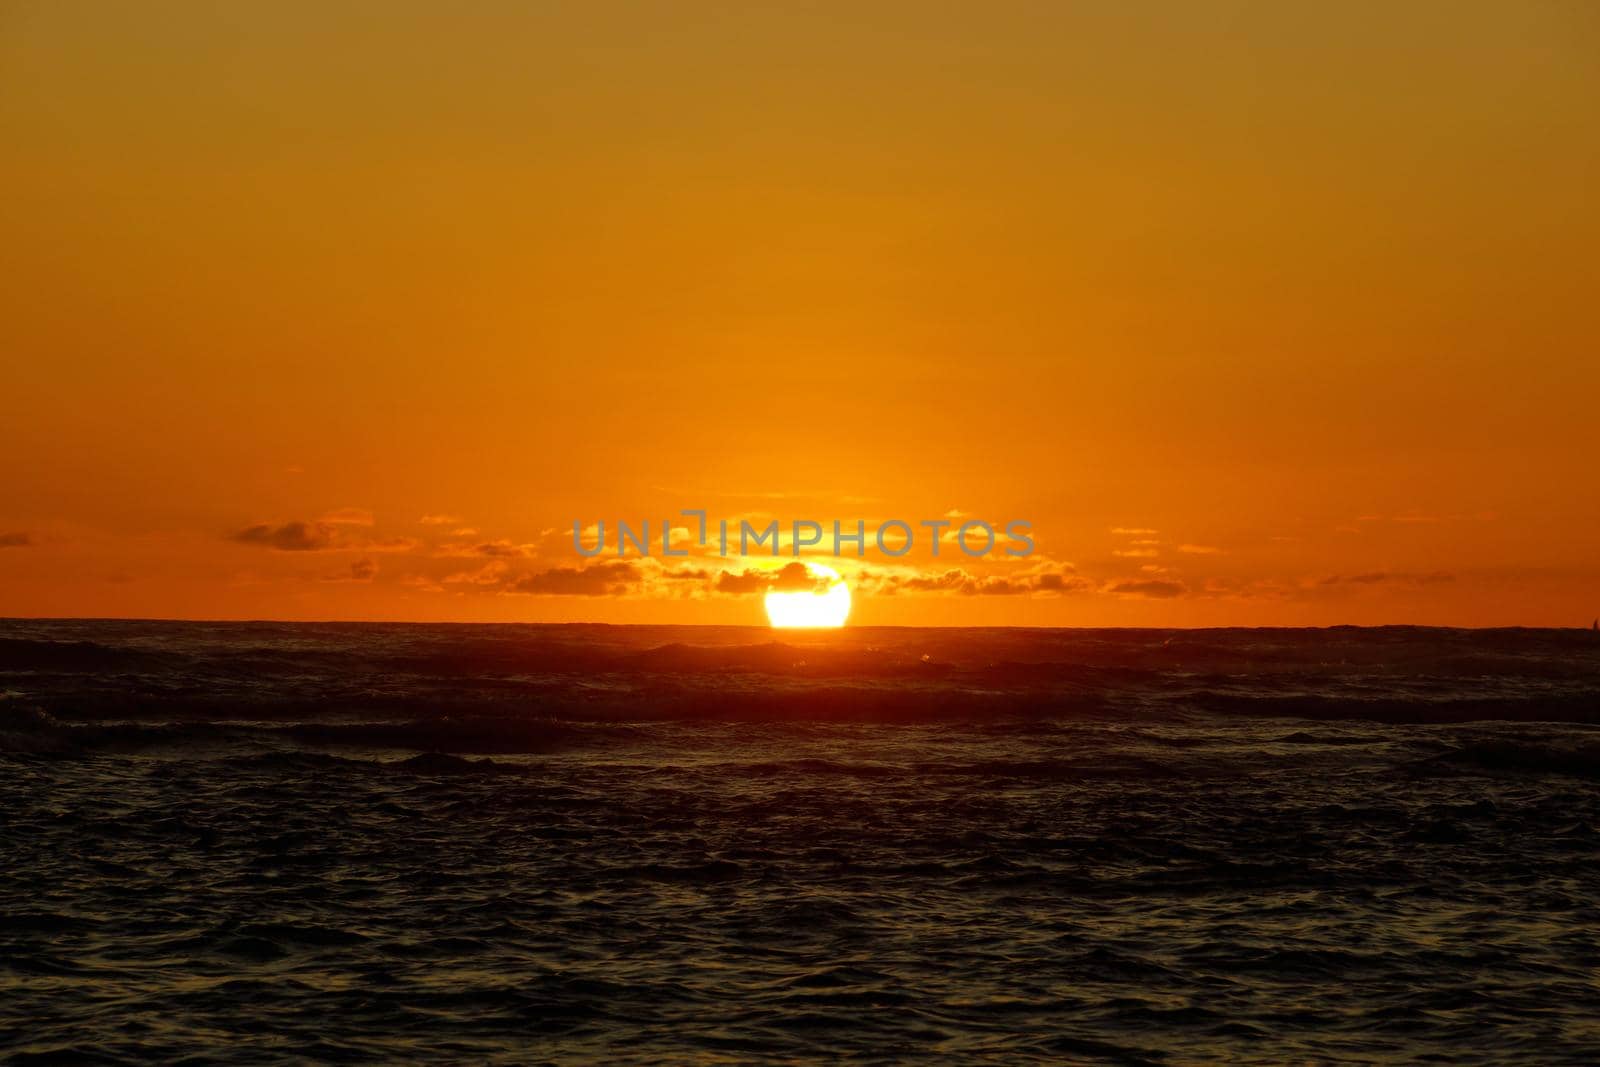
[1417,740,1600,779]
[4,623,1599,755]
[1192,690,1600,725]
[0,703,586,758]
[0,636,177,673]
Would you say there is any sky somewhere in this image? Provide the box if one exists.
[2,1,1597,626]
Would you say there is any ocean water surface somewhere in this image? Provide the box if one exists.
[3,620,1600,1063]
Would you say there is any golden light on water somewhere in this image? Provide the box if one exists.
[764,563,851,629]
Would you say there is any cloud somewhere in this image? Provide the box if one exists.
[1033,571,1094,594]
[472,540,530,558]
[1323,572,1388,585]
[230,521,339,551]
[444,561,510,586]
[0,532,31,548]
[715,570,769,595]
[362,536,421,553]
[1113,548,1159,558]
[892,569,970,593]
[324,557,379,583]
[712,562,833,596]
[868,564,1090,597]
[506,562,641,596]
[1177,544,1222,554]
[1320,571,1454,587]
[1196,577,1296,601]
[772,561,832,593]
[963,576,1031,596]
[420,514,463,525]
[230,520,418,553]
[401,555,1102,603]
[1107,578,1187,598]
[1111,527,1158,535]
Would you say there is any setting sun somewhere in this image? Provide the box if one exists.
[763,562,851,629]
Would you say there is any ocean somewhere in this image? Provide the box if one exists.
[3,620,1599,1063]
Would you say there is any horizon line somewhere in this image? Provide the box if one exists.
[1,614,1592,633]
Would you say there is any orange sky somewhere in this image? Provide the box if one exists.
[2,2,1598,626]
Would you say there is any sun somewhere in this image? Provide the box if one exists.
[764,561,851,628]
